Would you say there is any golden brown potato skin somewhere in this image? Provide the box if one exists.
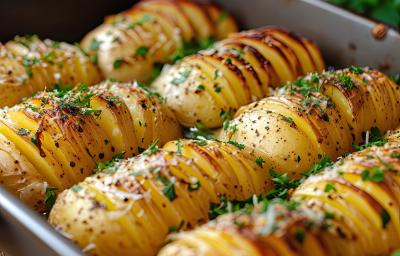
[0,81,181,212]
[153,27,325,128]
[81,0,238,83]
[217,68,400,178]
[159,128,400,256]
[0,36,102,107]
[49,140,272,256]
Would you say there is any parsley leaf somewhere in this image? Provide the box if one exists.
[171,69,191,85]
[17,128,30,136]
[113,58,122,69]
[45,187,59,211]
[255,156,265,167]
[227,140,245,149]
[302,155,333,177]
[157,174,177,201]
[93,152,125,174]
[353,127,388,151]
[135,46,149,57]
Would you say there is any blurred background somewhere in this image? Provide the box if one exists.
[0,0,135,42]
[328,0,400,28]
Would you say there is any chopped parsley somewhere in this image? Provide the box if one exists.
[171,69,191,85]
[381,208,391,229]
[71,185,82,192]
[193,140,208,146]
[157,174,177,201]
[113,58,122,69]
[214,86,223,93]
[227,140,245,149]
[390,74,400,84]
[175,140,182,155]
[361,167,385,182]
[135,46,149,57]
[196,84,205,91]
[349,66,364,74]
[44,187,59,211]
[213,69,221,80]
[281,115,294,124]
[294,228,306,243]
[208,195,268,219]
[185,122,214,140]
[17,128,30,136]
[220,110,232,131]
[93,152,125,174]
[255,156,265,167]
[324,182,337,193]
[353,127,388,151]
[302,155,333,177]
[143,140,159,156]
[128,14,152,29]
[335,73,358,89]
[166,38,215,63]
[90,38,102,51]
[267,169,302,199]
[168,220,185,232]
[188,180,201,192]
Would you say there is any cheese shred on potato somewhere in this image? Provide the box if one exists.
[153,27,325,128]
[161,128,400,256]
[0,36,102,107]
[0,81,181,211]
[81,0,238,83]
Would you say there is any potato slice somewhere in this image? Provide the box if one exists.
[200,54,251,106]
[177,1,214,39]
[137,0,195,42]
[230,37,296,85]
[263,28,318,74]
[212,47,264,99]
[49,139,268,256]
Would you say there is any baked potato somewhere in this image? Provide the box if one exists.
[0,80,181,212]
[81,0,237,83]
[49,139,272,256]
[217,67,400,177]
[0,35,102,107]
[153,27,325,128]
[159,127,400,256]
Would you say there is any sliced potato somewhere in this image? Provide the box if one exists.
[0,37,102,107]
[49,139,270,256]
[82,0,238,83]
[154,27,324,128]
[0,81,181,211]
[217,68,400,176]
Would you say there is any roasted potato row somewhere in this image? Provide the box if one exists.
[218,67,400,177]
[0,35,102,107]
[49,139,272,256]
[81,0,237,83]
[160,128,400,256]
[153,26,324,128]
[0,81,180,212]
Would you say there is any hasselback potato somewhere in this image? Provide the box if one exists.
[49,139,272,256]
[218,67,400,177]
[81,0,237,83]
[0,81,180,211]
[160,128,400,256]
[153,26,325,128]
[0,35,102,107]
